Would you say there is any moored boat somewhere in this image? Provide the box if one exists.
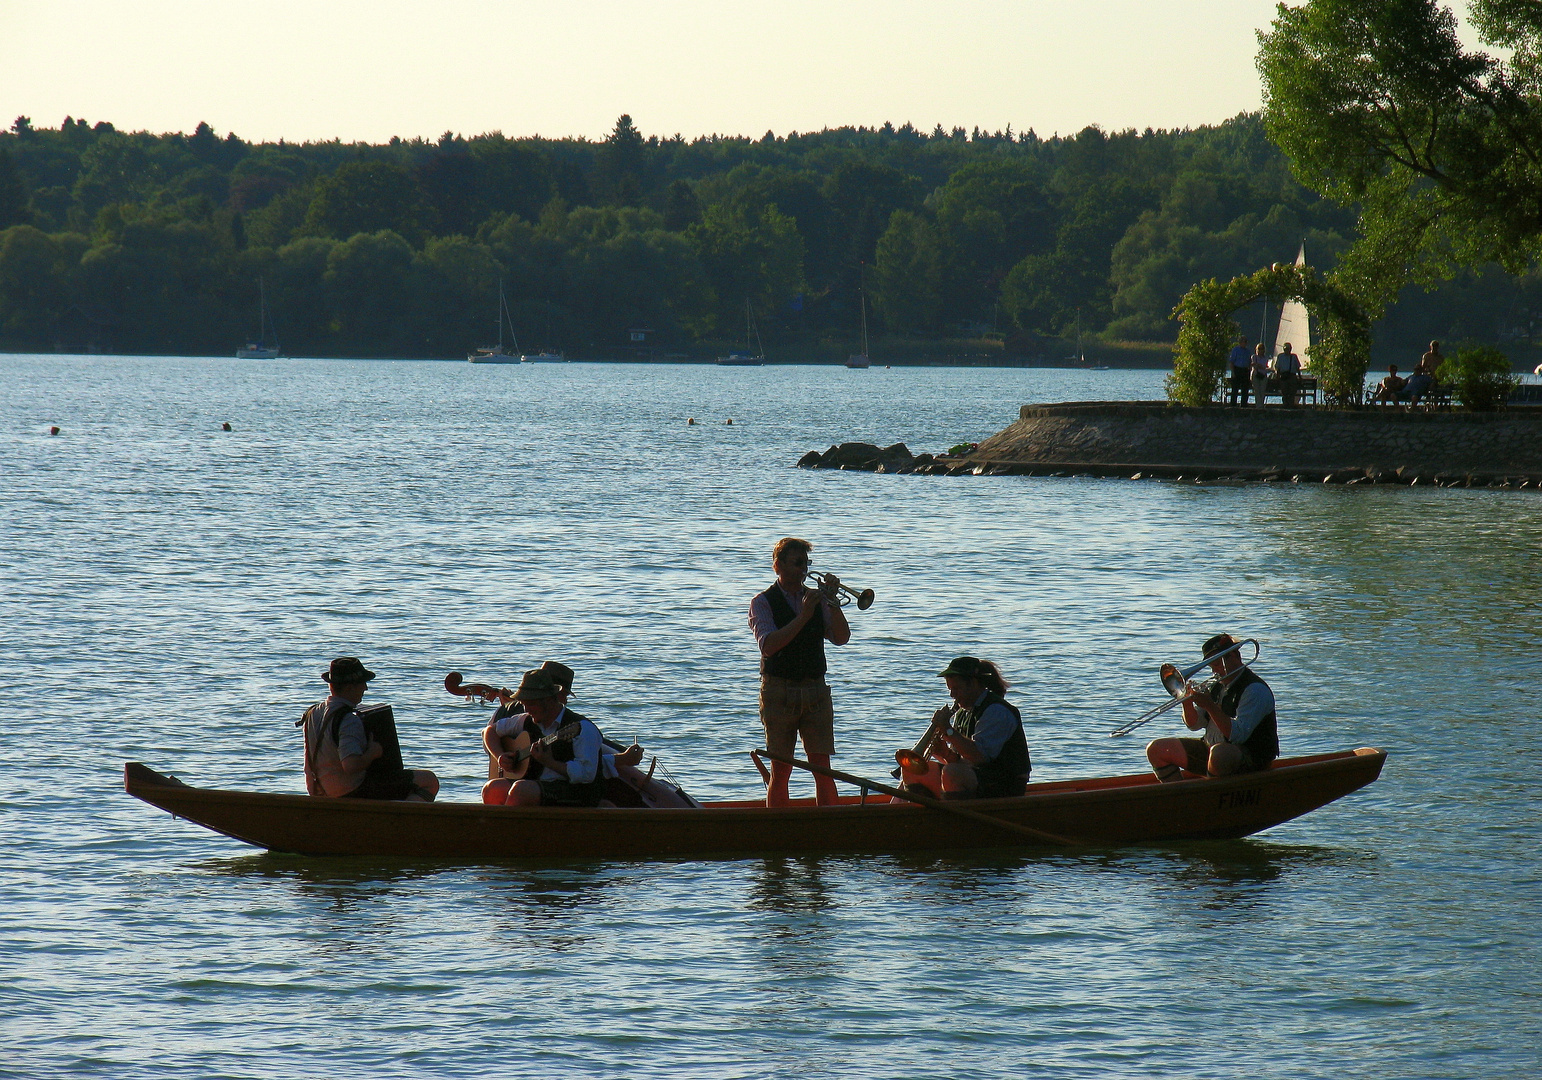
[236,276,281,359]
[125,748,1385,859]
[468,279,522,363]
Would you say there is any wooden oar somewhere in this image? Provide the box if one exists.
[761,750,1078,847]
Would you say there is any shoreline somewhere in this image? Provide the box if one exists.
[798,401,1542,487]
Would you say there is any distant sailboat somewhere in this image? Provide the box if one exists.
[236,277,280,359]
[847,272,871,369]
[1274,243,1311,368]
[717,299,766,366]
[468,279,520,363]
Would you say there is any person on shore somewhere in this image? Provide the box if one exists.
[301,657,439,801]
[748,537,851,806]
[925,656,1030,800]
[1405,341,1442,405]
[1273,342,1302,406]
[1372,364,1408,404]
[1145,634,1278,782]
[487,668,609,807]
[1228,335,1253,406]
[1250,342,1272,407]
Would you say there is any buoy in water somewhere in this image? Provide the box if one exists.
[688,418,696,425]
[726,418,733,425]
[49,426,59,436]
[221,422,232,431]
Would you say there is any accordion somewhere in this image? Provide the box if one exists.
[356,703,404,776]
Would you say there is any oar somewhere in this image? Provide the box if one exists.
[760,749,1079,847]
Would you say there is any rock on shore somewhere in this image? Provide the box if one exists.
[796,403,1542,486]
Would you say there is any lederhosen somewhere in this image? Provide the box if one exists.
[533,708,607,807]
[951,691,1030,799]
[760,585,826,679]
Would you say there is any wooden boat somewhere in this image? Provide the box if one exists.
[124,748,1384,859]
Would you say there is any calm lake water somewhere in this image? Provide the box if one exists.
[3,355,1539,1079]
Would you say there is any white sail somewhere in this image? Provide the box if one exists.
[1274,243,1311,368]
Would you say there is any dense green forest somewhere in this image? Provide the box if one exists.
[0,113,1536,360]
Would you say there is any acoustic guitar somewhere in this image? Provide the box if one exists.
[494,721,581,780]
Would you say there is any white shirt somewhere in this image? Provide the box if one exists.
[495,705,604,785]
[748,583,837,650]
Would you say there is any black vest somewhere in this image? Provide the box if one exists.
[1216,668,1278,765]
[953,691,1031,798]
[760,584,827,679]
[517,707,595,780]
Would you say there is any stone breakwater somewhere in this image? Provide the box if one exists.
[797,402,1542,487]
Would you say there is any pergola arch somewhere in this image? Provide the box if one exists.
[1168,264,1371,406]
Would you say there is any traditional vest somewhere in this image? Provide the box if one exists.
[952,691,1031,798]
[760,584,827,680]
[1216,668,1279,765]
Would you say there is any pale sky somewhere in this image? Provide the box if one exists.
[6,1,1292,144]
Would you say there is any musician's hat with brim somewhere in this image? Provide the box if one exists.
[515,668,564,700]
[539,661,575,696]
[1202,634,1237,660]
[937,656,986,679]
[323,657,375,684]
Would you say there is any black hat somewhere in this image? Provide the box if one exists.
[540,661,575,696]
[1202,634,1237,660]
[938,656,987,679]
[514,668,563,701]
[323,657,376,685]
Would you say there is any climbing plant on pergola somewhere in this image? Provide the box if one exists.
[1168,263,1371,407]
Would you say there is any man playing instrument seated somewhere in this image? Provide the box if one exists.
[481,661,643,805]
[301,657,439,801]
[922,656,1031,800]
[483,667,611,807]
[1145,634,1278,782]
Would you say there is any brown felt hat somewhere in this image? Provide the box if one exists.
[540,661,575,696]
[322,656,375,684]
[514,668,563,700]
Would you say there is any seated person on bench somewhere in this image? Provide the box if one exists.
[1372,365,1407,403]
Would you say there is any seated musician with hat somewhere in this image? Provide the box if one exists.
[1145,634,1278,782]
[926,656,1031,800]
[481,661,644,805]
[301,657,439,801]
[484,667,610,807]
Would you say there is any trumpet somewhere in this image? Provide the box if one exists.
[808,569,875,610]
[1107,638,1260,737]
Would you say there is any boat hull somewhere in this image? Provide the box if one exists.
[125,749,1385,859]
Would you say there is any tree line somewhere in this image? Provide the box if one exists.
[0,111,1536,359]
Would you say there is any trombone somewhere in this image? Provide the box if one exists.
[808,569,875,610]
[1107,638,1260,737]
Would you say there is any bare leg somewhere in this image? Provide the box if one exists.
[505,779,543,806]
[940,762,978,800]
[481,777,514,805]
[765,760,792,807]
[1207,743,1245,777]
[807,752,838,806]
[407,769,439,802]
[1146,738,1198,782]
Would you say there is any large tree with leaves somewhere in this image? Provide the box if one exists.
[1259,0,1542,308]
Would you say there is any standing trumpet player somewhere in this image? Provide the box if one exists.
[748,537,851,806]
[1146,633,1278,782]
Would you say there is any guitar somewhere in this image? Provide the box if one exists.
[494,721,582,780]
